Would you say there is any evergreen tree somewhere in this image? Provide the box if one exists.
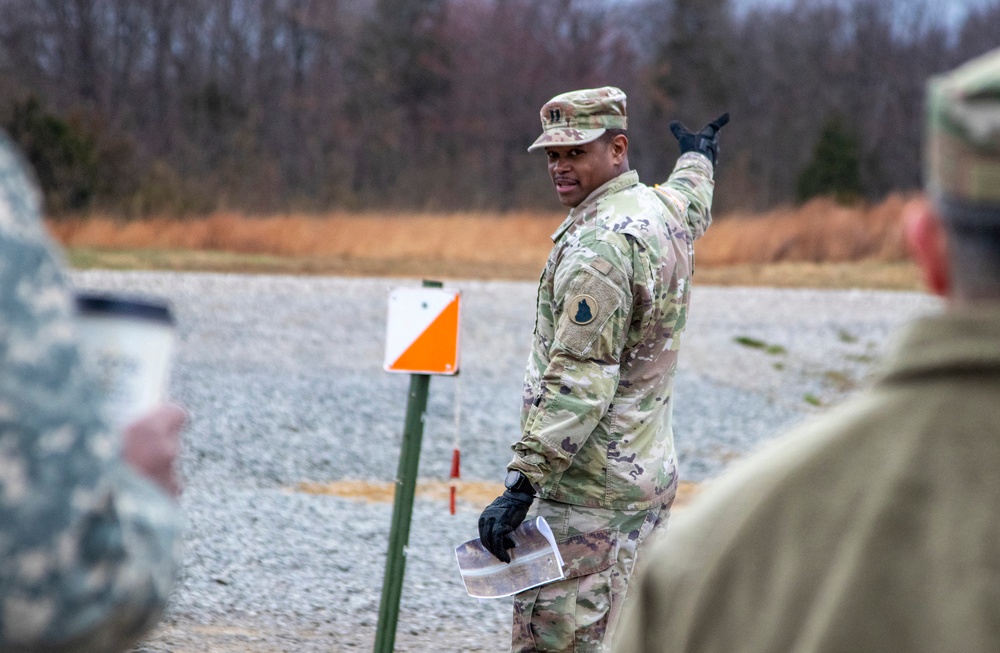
[5,98,99,213]
[344,0,451,201]
[797,118,863,203]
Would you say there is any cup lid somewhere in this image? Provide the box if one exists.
[75,292,174,325]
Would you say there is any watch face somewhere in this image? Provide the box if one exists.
[504,470,520,488]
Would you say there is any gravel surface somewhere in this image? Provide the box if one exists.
[68,271,940,652]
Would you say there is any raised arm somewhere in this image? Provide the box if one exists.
[655,113,730,239]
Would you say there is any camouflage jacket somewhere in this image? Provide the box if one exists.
[509,152,714,510]
[0,134,180,652]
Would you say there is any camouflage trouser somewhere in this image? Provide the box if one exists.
[510,499,669,653]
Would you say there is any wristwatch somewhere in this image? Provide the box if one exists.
[504,470,535,495]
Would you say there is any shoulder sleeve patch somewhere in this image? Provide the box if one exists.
[568,294,598,325]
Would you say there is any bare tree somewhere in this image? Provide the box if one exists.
[0,0,998,214]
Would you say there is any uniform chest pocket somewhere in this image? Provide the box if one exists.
[554,264,627,358]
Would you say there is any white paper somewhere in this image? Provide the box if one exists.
[455,517,565,599]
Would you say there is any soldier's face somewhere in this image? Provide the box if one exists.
[545,137,624,208]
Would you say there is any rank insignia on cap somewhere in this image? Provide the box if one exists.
[569,294,597,325]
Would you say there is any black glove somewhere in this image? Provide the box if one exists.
[478,480,535,563]
[669,113,731,166]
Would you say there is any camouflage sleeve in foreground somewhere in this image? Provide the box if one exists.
[0,134,180,653]
[654,152,715,240]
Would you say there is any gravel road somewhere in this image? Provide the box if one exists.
[68,271,940,652]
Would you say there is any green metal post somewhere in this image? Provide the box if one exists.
[374,280,441,653]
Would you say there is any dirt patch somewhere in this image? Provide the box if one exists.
[294,479,702,510]
[134,620,502,652]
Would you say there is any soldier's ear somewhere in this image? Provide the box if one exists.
[610,134,628,164]
[904,197,951,298]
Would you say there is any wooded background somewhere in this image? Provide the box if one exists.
[2,0,999,216]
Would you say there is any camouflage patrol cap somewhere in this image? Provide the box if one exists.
[926,46,1000,207]
[527,86,627,152]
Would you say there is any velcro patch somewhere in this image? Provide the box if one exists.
[556,268,625,357]
[588,257,614,275]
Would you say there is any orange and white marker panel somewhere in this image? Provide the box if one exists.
[384,287,461,375]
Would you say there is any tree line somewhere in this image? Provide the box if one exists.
[1,0,998,216]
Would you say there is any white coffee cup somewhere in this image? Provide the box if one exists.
[75,292,176,430]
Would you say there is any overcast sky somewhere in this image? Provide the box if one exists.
[732,0,995,25]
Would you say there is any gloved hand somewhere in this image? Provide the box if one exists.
[669,113,731,166]
[478,488,534,563]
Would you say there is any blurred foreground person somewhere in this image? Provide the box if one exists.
[477,86,728,651]
[614,47,1000,653]
[0,132,185,652]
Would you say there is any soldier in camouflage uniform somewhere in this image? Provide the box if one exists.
[0,132,185,652]
[478,87,728,651]
[614,47,1000,653]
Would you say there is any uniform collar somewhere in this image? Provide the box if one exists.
[880,305,1000,382]
[551,170,640,242]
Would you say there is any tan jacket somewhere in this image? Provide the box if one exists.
[614,306,1000,653]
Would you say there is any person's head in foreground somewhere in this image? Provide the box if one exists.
[910,46,1000,304]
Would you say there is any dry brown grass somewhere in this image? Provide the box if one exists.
[48,210,563,265]
[48,194,923,288]
[695,193,913,265]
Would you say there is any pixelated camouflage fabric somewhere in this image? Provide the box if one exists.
[0,132,180,652]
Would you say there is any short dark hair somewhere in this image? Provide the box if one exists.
[939,198,1000,300]
[600,128,627,144]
